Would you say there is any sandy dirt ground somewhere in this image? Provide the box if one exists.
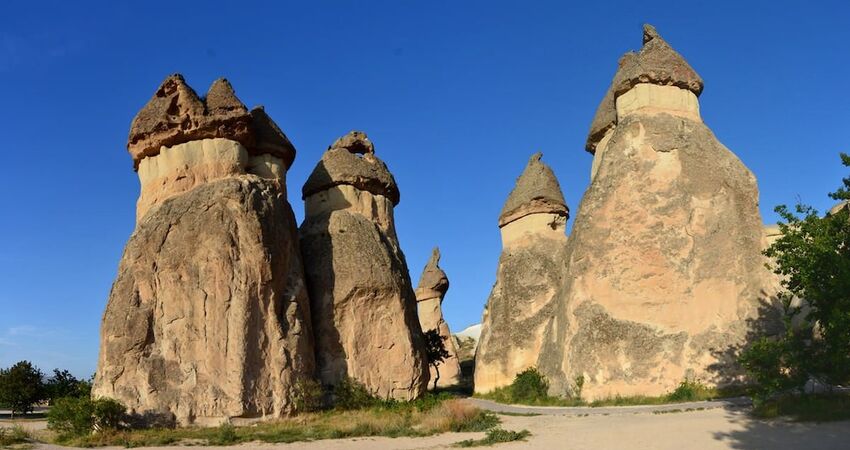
[5,405,850,449]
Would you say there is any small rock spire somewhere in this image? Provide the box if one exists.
[417,247,449,298]
[204,78,248,115]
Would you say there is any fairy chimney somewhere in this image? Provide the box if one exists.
[474,153,569,393]
[94,74,314,426]
[415,248,461,388]
[300,131,429,400]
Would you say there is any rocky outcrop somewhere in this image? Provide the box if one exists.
[94,75,314,425]
[415,248,461,388]
[537,26,776,400]
[300,131,429,400]
[474,153,569,393]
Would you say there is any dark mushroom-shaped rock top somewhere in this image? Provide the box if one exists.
[249,106,296,169]
[585,24,704,153]
[498,153,569,227]
[302,131,400,205]
[127,74,295,169]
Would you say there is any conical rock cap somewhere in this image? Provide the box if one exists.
[498,152,568,227]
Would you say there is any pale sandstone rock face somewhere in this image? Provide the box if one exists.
[474,153,569,393]
[537,26,776,400]
[300,131,429,400]
[94,75,314,425]
[415,248,461,388]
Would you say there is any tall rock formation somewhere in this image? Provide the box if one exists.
[415,248,461,388]
[537,25,773,399]
[93,75,315,425]
[475,153,569,393]
[300,131,429,400]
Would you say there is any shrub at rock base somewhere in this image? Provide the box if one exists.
[510,367,549,402]
[293,378,324,413]
[47,397,126,438]
[334,377,379,410]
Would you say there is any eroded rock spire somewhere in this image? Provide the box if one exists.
[300,131,428,400]
[415,247,461,388]
[535,24,775,401]
[475,153,569,393]
[95,74,314,425]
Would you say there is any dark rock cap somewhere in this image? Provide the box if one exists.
[416,247,449,299]
[585,25,704,153]
[249,106,296,169]
[498,153,569,227]
[127,74,295,169]
[302,131,400,204]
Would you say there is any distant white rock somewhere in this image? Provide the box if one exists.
[455,323,481,341]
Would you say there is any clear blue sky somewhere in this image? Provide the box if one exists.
[1,1,848,377]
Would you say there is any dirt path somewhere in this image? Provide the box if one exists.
[466,396,752,416]
[10,402,850,449]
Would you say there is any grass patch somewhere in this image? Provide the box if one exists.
[0,426,31,448]
[454,428,531,447]
[752,393,850,422]
[476,377,750,408]
[54,398,501,447]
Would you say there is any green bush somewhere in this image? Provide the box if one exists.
[739,330,807,404]
[510,367,549,402]
[208,423,239,445]
[574,375,585,400]
[292,378,324,413]
[666,379,711,402]
[333,377,377,410]
[47,397,126,437]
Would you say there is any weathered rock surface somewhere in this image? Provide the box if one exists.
[127,74,295,169]
[537,26,776,400]
[300,131,428,400]
[475,153,569,393]
[94,75,314,425]
[415,248,461,388]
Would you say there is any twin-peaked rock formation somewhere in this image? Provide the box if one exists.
[95,78,428,425]
[300,131,429,401]
[415,248,461,388]
[94,75,314,425]
[475,25,775,400]
[475,153,569,393]
[537,25,771,399]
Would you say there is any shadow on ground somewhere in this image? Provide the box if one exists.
[712,409,850,450]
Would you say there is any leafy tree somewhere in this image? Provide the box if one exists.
[741,153,850,402]
[424,329,450,390]
[46,369,80,403]
[0,361,46,417]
